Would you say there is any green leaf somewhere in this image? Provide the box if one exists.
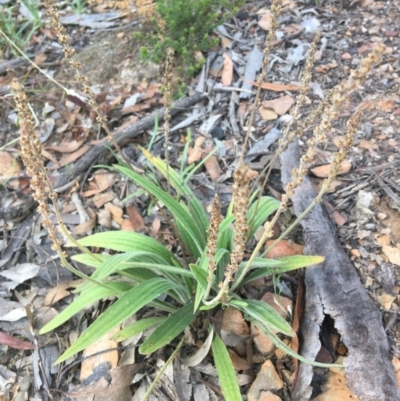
[114,165,205,258]
[40,282,132,334]
[231,299,294,337]
[240,255,325,286]
[71,231,177,265]
[139,302,197,354]
[247,196,280,240]
[55,278,177,363]
[113,317,166,342]
[212,333,241,401]
[121,262,194,278]
[76,251,177,293]
[71,253,111,269]
[189,264,208,291]
[141,147,209,239]
[194,282,206,312]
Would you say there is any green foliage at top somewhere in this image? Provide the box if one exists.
[139,0,245,76]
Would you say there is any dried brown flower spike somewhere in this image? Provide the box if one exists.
[11,80,120,292]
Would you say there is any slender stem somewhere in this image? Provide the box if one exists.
[141,336,185,401]
[0,29,69,93]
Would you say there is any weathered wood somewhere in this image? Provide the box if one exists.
[280,140,399,401]
[54,92,205,189]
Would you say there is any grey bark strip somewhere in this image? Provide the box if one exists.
[280,140,400,401]
[54,92,206,189]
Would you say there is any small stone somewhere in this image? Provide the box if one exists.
[248,360,283,401]
[351,249,361,258]
[251,323,275,354]
[341,52,352,60]
[376,290,396,310]
[377,212,387,220]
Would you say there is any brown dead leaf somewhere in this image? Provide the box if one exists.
[251,81,301,92]
[57,145,91,168]
[221,54,233,86]
[359,140,379,150]
[311,160,352,177]
[104,203,124,225]
[41,149,60,167]
[143,84,161,100]
[80,327,120,381]
[0,151,22,180]
[126,204,145,231]
[93,192,115,208]
[221,36,231,48]
[376,290,396,310]
[262,95,294,115]
[122,103,151,114]
[377,99,396,112]
[382,245,400,266]
[120,219,135,231]
[222,306,250,336]
[72,208,97,235]
[377,235,391,246]
[152,216,161,237]
[315,61,338,74]
[97,209,112,228]
[259,106,278,121]
[228,349,252,371]
[70,364,140,401]
[0,331,34,350]
[81,170,115,197]
[45,139,85,153]
[323,200,347,226]
[258,11,272,31]
[34,53,47,66]
[265,239,303,258]
[187,136,206,164]
[203,147,222,182]
[44,280,84,306]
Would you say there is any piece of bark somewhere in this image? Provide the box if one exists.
[54,92,205,189]
[280,140,399,401]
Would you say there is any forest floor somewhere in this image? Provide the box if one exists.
[0,0,400,400]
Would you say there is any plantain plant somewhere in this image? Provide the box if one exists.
[37,146,327,400]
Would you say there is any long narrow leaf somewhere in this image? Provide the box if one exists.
[113,317,166,342]
[139,302,197,354]
[231,299,294,336]
[55,278,177,363]
[76,252,177,293]
[71,231,178,265]
[247,196,280,240]
[114,165,205,257]
[40,282,132,334]
[189,264,208,291]
[71,253,111,269]
[141,147,209,239]
[212,333,242,401]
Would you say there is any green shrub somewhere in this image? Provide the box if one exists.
[139,0,245,76]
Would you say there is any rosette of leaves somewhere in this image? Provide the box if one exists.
[40,148,328,400]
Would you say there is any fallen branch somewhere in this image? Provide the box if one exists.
[280,140,399,401]
[54,92,205,189]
